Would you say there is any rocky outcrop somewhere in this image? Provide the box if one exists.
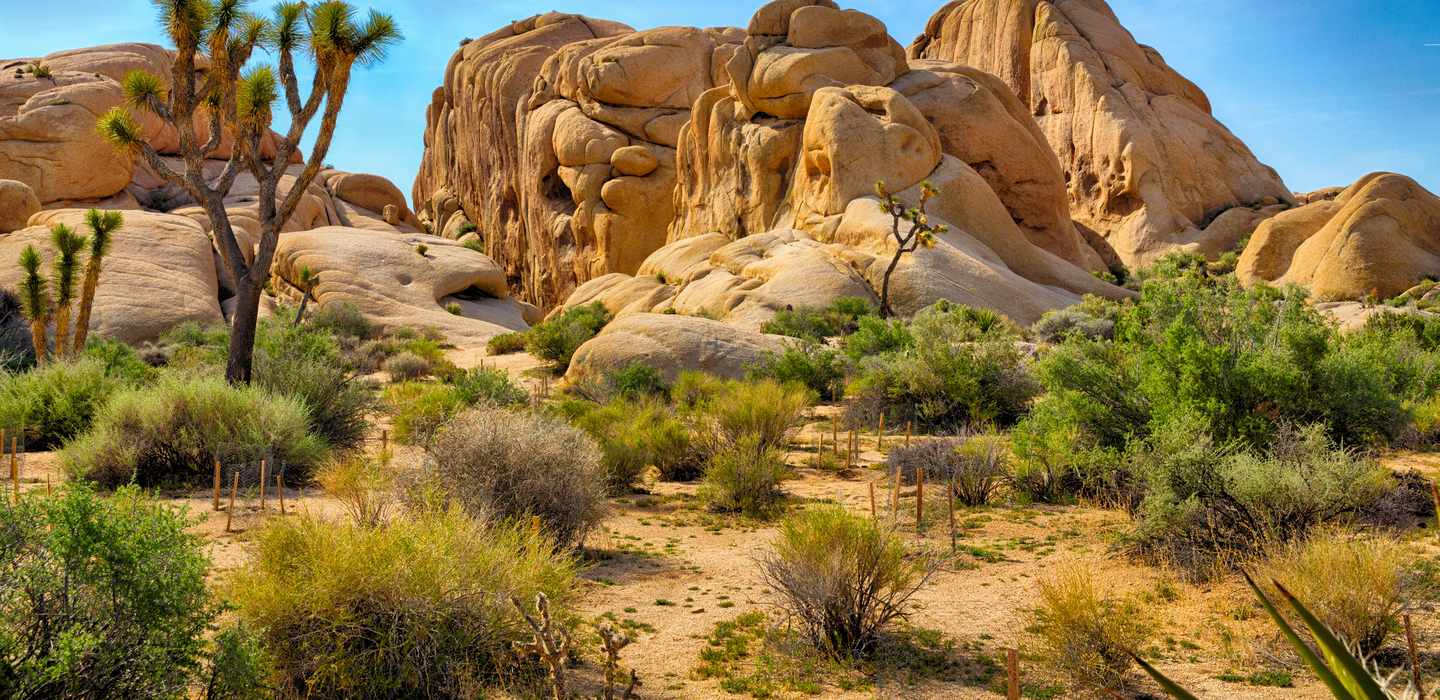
[0,209,222,343]
[565,312,791,383]
[271,227,531,346]
[0,179,40,233]
[1237,173,1440,301]
[909,0,1295,267]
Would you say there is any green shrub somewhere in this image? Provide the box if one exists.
[382,351,431,381]
[1009,398,1129,505]
[747,342,847,401]
[202,624,273,700]
[486,330,528,355]
[700,434,788,516]
[573,398,704,485]
[885,435,1008,506]
[700,378,812,453]
[253,324,375,451]
[1129,419,1392,576]
[306,301,371,339]
[1030,297,1119,342]
[758,506,937,658]
[450,366,528,407]
[316,452,397,528]
[0,356,139,449]
[842,315,913,360]
[424,407,607,548]
[1029,566,1150,695]
[526,302,610,372]
[229,507,579,698]
[849,301,1038,432]
[670,370,727,410]
[0,485,220,698]
[760,296,876,341]
[604,361,670,401]
[384,382,465,446]
[63,374,325,487]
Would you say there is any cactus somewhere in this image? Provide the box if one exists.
[512,593,571,700]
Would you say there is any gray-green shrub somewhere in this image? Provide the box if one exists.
[382,351,431,381]
[0,355,141,449]
[700,434,788,517]
[526,302,610,372]
[747,342,847,401]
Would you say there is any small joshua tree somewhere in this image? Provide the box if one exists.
[49,223,88,359]
[71,209,122,353]
[17,246,50,364]
[291,265,317,325]
[97,0,400,383]
[875,180,947,319]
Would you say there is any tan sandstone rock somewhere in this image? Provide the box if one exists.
[1237,173,1440,301]
[565,312,792,383]
[0,179,40,232]
[0,209,222,342]
[909,0,1295,267]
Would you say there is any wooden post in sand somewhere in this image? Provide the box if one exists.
[213,458,222,510]
[868,480,877,521]
[1006,649,1020,700]
[847,429,856,468]
[277,474,286,516]
[258,458,268,510]
[890,469,899,525]
[831,416,839,456]
[905,421,913,447]
[877,413,885,451]
[225,473,239,533]
[381,429,388,452]
[1404,614,1425,697]
[1432,480,1440,538]
[9,436,16,504]
[947,477,957,551]
[915,467,925,536]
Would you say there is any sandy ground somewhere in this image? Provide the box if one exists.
[12,347,1438,699]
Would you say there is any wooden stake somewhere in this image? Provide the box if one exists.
[212,458,222,510]
[381,429,389,452]
[225,473,239,533]
[277,474,286,516]
[847,429,856,468]
[531,514,542,540]
[1006,648,1020,700]
[905,421,913,447]
[877,412,885,451]
[947,477,957,551]
[1404,614,1425,697]
[915,467,925,536]
[9,436,16,504]
[258,458,268,510]
[45,473,50,497]
[869,480,877,521]
[831,416,839,456]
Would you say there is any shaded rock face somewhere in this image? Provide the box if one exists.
[1238,173,1440,301]
[565,312,792,384]
[909,0,1295,267]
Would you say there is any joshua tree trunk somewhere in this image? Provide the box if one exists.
[292,289,311,325]
[53,304,71,359]
[28,321,47,366]
[227,277,263,384]
[72,268,99,354]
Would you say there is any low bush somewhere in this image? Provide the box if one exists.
[451,366,528,407]
[63,374,325,487]
[670,370,727,410]
[382,351,431,381]
[748,342,847,402]
[316,452,397,527]
[1029,297,1118,343]
[305,301,371,339]
[0,485,227,698]
[842,315,913,360]
[425,407,607,548]
[254,325,375,451]
[700,435,788,517]
[0,354,141,449]
[486,330,528,355]
[758,506,938,658]
[604,361,670,401]
[760,296,876,341]
[229,507,579,698]
[527,302,610,372]
[573,398,703,486]
[849,301,1038,432]
[384,382,465,446]
[1029,566,1150,695]
[701,378,811,453]
[885,435,1009,506]
[1254,531,1436,655]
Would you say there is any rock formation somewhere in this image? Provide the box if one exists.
[1237,173,1440,301]
[909,0,1295,267]
[566,312,791,383]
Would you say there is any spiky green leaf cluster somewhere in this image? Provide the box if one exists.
[121,70,167,111]
[236,65,277,127]
[50,224,89,305]
[84,209,123,259]
[309,1,402,66]
[96,107,143,150]
[17,245,50,322]
[151,0,215,46]
[270,1,308,51]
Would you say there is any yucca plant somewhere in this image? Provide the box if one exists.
[49,223,88,360]
[17,245,50,364]
[1136,572,1427,699]
[291,265,317,325]
[71,209,122,353]
[96,0,401,384]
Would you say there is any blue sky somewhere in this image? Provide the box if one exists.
[8,0,1439,199]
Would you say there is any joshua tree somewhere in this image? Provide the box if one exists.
[875,180,947,319]
[97,0,400,383]
[71,209,123,354]
[49,223,88,360]
[17,246,50,364]
[291,265,317,325]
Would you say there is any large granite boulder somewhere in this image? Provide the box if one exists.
[565,312,792,383]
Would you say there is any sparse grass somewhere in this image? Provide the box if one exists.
[1028,566,1150,695]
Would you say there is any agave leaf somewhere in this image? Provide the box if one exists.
[1271,579,1389,700]
[1243,572,1355,699]
[1131,653,1202,700]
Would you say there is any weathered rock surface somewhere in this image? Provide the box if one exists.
[1237,173,1440,301]
[0,179,40,232]
[565,312,791,383]
[271,227,528,345]
[909,0,1295,267]
[0,209,222,342]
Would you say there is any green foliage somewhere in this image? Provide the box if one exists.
[96,106,142,149]
[1029,296,1119,343]
[49,223,86,306]
[1029,566,1150,695]
[604,361,670,401]
[450,366,528,407]
[26,61,52,79]
[0,352,145,449]
[414,243,429,256]
[120,69,165,108]
[252,323,375,451]
[382,350,431,380]
[229,506,577,698]
[16,244,48,323]
[747,342,848,401]
[571,398,702,487]
[700,377,812,454]
[759,506,937,658]
[526,302,610,372]
[843,315,914,359]
[760,296,877,340]
[0,485,218,699]
[850,301,1038,432]
[700,434,788,517]
[486,330,527,355]
[235,65,277,127]
[383,381,464,446]
[424,407,608,548]
[445,301,462,315]
[63,374,325,488]
[202,624,273,700]
[305,301,371,339]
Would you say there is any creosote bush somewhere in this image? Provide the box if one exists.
[604,361,670,401]
[1029,566,1150,695]
[759,506,938,658]
[382,350,431,381]
[700,378,812,454]
[0,485,236,698]
[425,407,607,548]
[760,296,876,341]
[571,398,703,487]
[700,434,788,517]
[306,301,371,339]
[229,506,578,698]
[748,342,847,401]
[0,349,147,449]
[63,374,324,487]
[526,302,610,372]
[486,330,528,355]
